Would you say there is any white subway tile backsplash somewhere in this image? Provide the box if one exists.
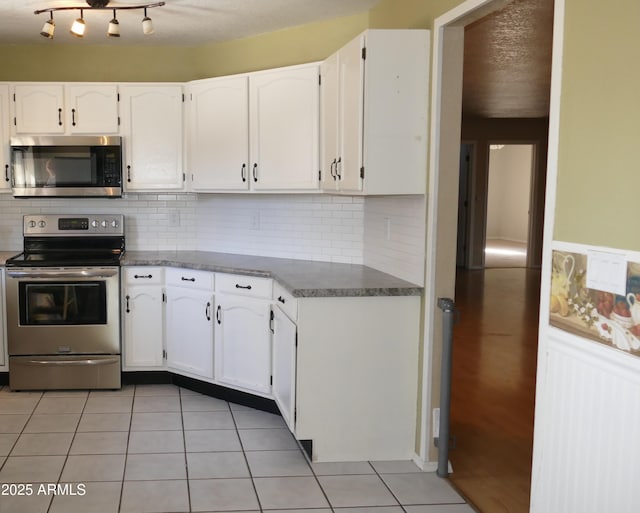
[363,195,426,285]
[0,191,425,284]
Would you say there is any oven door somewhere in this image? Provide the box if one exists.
[6,267,120,356]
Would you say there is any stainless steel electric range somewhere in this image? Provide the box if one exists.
[5,214,124,390]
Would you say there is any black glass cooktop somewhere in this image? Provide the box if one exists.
[5,236,124,268]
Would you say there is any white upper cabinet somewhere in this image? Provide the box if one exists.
[187,64,320,193]
[249,64,320,191]
[120,84,184,191]
[65,84,119,134]
[321,29,429,195]
[187,75,250,191]
[0,85,10,191]
[12,83,119,135]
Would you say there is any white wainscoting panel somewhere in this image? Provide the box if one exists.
[531,328,640,513]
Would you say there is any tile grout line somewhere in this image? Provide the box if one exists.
[178,386,192,513]
[228,403,265,513]
[117,384,136,513]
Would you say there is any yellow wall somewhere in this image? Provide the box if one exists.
[0,45,196,82]
[554,0,640,249]
[192,12,369,78]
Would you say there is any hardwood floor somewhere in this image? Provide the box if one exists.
[448,267,541,513]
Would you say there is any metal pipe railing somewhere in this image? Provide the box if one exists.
[436,297,456,478]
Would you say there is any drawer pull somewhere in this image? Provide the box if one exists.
[235,284,252,290]
[277,296,286,304]
[181,277,196,282]
[134,274,153,279]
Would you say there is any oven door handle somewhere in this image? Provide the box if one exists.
[16,357,121,367]
[6,269,119,279]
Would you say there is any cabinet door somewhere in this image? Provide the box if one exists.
[123,284,164,369]
[188,77,250,191]
[66,84,119,134]
[0,85,10,191]
[337,35,365,192]
[120,85,184,191]
[272,306,297,431]
[320,54,340,192]
[165,286,214,379]
[13,84,65,134]
[249,65,319,191]
[215,295,271,395]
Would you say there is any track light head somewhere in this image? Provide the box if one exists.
[70,10,86,38]
[108,10,120,37]
[40,13,55,39]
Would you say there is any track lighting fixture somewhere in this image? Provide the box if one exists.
[34,0,165,40]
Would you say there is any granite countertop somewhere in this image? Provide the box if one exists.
[121,250,423,298]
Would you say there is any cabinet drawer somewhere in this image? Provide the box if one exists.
[273,281,297,321]
[215,273,272,299]
[166,267,214,290]
[124,267,164,285]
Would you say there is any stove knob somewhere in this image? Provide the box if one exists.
[28,220,37,228]
[101,220,108,228]
[91,220,99,228]
[111,220,119,228]
[38,221,46,228]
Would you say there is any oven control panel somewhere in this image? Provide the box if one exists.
[24,214,124,236]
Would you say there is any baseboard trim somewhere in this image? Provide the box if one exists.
[122,371,280,415]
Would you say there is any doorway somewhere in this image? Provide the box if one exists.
[484,143,534,268]
[422,0,555,512]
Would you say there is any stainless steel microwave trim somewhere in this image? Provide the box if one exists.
[11,186,121,198]
[10,135,122,147]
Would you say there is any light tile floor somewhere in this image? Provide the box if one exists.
[0,383,474,513]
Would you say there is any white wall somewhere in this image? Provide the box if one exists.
[486,144,532,242]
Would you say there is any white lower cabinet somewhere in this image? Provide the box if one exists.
[165,269,214,380]
[122,268,165,370]
[214,293,272,396]
[271,304,297,431]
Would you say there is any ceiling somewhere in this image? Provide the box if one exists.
[463,0,554,118]
[0,0,380,46]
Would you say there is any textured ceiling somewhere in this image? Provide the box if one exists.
[463,0,554,118]
[0,0,380,46]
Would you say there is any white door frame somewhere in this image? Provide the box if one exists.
[419,2,565,494]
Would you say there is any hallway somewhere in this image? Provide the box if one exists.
[448,267,541,513]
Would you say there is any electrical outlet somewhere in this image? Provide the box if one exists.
[433,407,440,439]
[168,211,180,227]
[251,211,261,230]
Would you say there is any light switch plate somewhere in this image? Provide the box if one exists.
[586,250,627,295]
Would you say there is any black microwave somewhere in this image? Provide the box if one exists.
[10,136,122,198]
